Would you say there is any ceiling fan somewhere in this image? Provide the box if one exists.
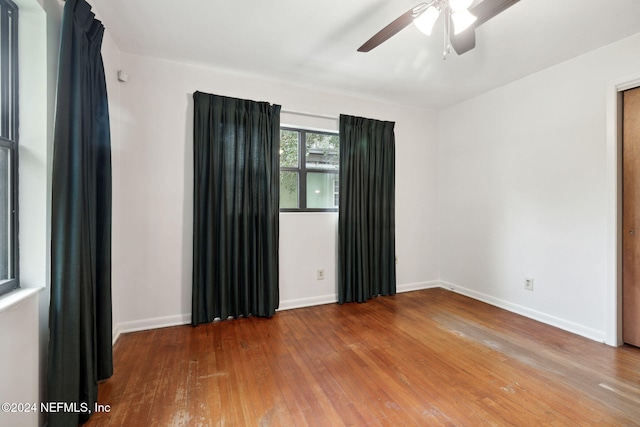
[358,0,520,58]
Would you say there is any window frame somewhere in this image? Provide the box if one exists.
[0,0,19,297]
[279,127,339,213]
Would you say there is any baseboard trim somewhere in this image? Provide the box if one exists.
[111,281,439,337]
[277,281,441,311]
[278,294,338,311]
[440,281,605,343]
[111,280,605,344]
[112,323,122,345]
[115,313,191,339]
[397,280,441,293]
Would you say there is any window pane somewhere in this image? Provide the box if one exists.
[306,132,338,170]
[7,7,14,140]
[0,4,3,140]
[0,147,10,280]
[280,130,299,168]
[0,0,17,295]
[280,171,299,208]
[307,172,339,209]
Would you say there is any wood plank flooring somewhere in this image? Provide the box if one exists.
[84,288,640,426]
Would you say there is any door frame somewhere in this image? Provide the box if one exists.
[606,72,640,346]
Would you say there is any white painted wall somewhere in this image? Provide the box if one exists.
[100,14,123,342]
[0,291,40,427]
[112,53,440,332]
[439,33,640,342]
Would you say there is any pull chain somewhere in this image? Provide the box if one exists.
[443,7,452,60]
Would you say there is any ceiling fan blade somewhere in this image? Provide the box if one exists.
[450,0,519,55]
[470,0,520,27]
[450,29,476,55]
[358,3,428,53]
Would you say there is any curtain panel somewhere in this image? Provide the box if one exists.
[192,92,281,325]
[48,0,113,426]
[338,114,396,303]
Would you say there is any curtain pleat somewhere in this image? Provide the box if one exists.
[48,0,113,426]
[338,114,396,303]
[192,92,280,325]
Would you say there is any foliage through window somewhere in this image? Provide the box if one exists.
[280,128,339,211]
[0,0,18,297]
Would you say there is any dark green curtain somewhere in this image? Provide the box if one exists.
[48,0,112,426]
[192,92,280,325]
[338,114,396,303]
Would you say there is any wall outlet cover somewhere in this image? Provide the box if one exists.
[524,278,534,291]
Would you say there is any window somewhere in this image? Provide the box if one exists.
[0,0,18,297]
[280,128,339,211]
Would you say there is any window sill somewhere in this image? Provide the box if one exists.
[0,287,43,315]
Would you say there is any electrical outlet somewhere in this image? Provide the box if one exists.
[317,269,325,280]
[524,278,534,291]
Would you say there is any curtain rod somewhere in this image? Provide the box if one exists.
[281,109,338,121]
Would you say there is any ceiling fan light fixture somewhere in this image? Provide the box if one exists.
[451,9,477,34]
[413,5,440,36]
[357,0,520,55]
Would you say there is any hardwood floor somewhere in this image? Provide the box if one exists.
[85,288,640,426]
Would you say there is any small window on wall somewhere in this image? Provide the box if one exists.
[279,128,339,211]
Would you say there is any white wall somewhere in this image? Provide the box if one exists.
[100,15,123,341]
[0,291,40,427]
[112,53,440,333]
[439,33,640,342]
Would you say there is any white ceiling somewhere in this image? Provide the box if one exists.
[91,0,640,110]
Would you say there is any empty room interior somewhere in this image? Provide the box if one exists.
[3,0,640,425]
